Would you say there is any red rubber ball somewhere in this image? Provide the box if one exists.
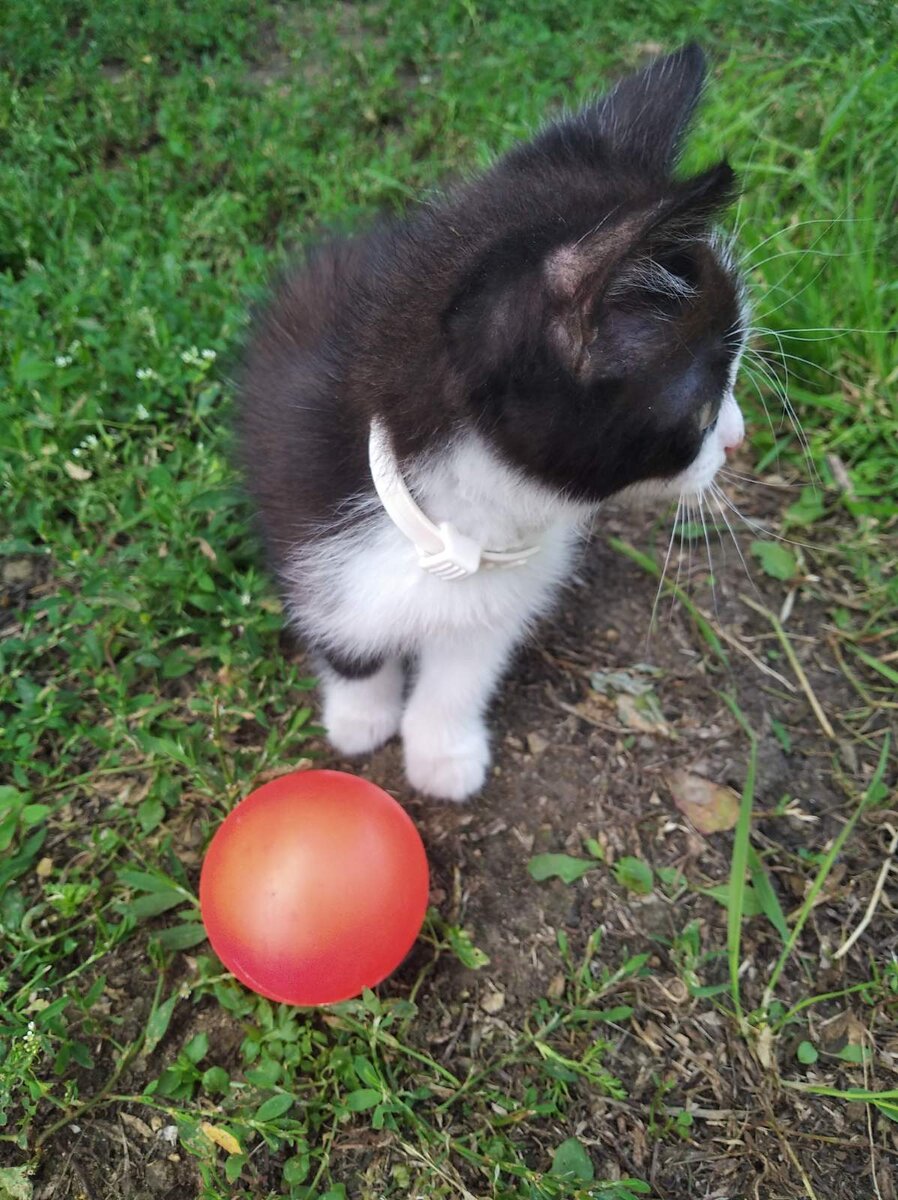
[199,770,429,1006]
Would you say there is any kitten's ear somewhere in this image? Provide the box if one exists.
[590,42,707,170]
[546,159,736,367]
[548,160,736,303]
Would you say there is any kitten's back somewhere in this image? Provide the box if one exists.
[237,235,374,557]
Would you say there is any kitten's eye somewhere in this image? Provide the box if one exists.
[697,401,716,432]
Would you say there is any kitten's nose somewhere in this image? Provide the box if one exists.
[718,392,745,458]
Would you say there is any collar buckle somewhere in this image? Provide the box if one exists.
[418,522,482,580]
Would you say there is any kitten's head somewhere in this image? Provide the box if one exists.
[444,43,747,504]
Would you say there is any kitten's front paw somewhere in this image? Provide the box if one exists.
[326,704,401,757]
[402,720,490,802]
[321,665,403,757]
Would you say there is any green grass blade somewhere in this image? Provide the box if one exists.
[728,783,755,1023]
[720,697,758,1022]
[783,1082,898,1104]
[847,643,898,687]
[764,733,891,1006]
[746,845,789,944]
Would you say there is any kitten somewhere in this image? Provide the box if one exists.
[237,43,746,802]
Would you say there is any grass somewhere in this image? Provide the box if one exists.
[1,1,897,1197]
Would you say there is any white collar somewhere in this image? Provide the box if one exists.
[367,420,541,580]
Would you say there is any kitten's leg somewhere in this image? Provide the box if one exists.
[318,652,404,757]
[402,627,519,802]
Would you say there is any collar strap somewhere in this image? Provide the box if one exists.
[368,420,541,580]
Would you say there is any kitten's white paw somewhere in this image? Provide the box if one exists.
[325,703,401,756]
[321,662,403,757]
[402,720,490,802]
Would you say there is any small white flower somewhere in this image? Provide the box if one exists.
[241,591,251,606]
[55,354,73,368]
[135,403,150,420]
[71,447,82,457]
[136,367,157,382]
[201,348,217,361]
[82,435,98,449]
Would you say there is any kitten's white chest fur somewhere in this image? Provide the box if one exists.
[286,435,592,657]
[284,435,591,801]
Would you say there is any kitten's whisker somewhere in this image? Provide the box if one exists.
[719,467,801,490]
[747,247,853,273]
[749,210,845,264]
[650,496,681,636]
[741,214,866,314]
[711,481,818,550]
[685,496,696,610]
[729,136,763,247]
[739,215,869,267]
[723,330,748,347]
[742,353,839,412]
[751,336,818,479]
[669,497,689,627]
[750,257,832,324]
[744,344,843,387]
[697,491,718,618]
[741,346,820,485]
[710,485,760,595]
[744,212,845,295]
[750,325,896,338]
[740,361,783,447]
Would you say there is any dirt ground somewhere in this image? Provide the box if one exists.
[30,482,898,1200]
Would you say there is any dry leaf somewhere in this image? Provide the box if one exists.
[526,731,549,756]
[547,973,566,999]
[755,1024,774,1070]
[319,1013,348,1030]
[200,1122,242,1156]
[616,692,671,737]
[35,857,53,878]
[573,692,614,725]
[669,770,739,834]
[195,537,217,562]
[480,989,505,1015]
[64,460,92,481]
[120,1112,154,1139]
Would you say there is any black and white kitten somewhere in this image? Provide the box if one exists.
[238,43,747,801]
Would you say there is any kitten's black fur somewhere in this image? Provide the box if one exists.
[238,42,743,572]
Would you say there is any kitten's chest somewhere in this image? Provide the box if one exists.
[284,434,592,655]
[286,512,581,656]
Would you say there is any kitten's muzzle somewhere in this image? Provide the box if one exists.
[717,392,744,456]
